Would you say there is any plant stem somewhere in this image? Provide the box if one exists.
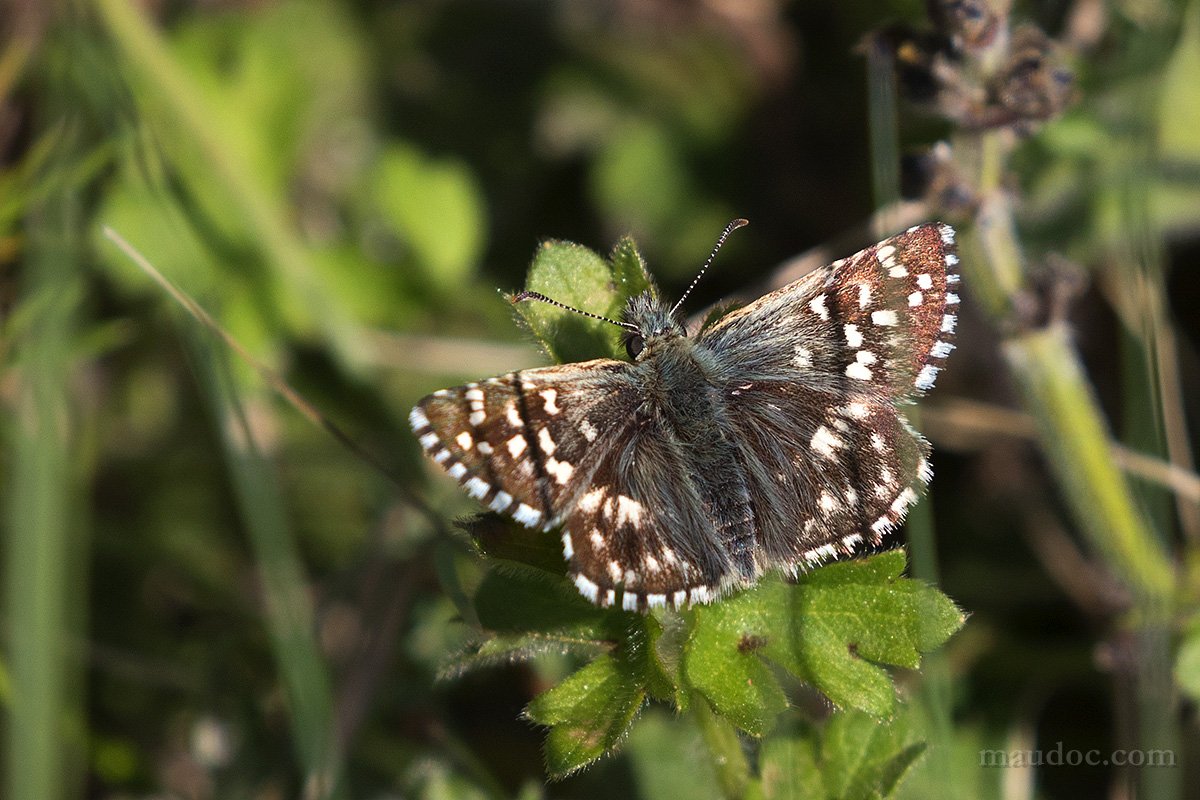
[692,694,751,799]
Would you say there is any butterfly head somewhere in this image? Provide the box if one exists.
[622,291,685,360]
[513,218,748,362]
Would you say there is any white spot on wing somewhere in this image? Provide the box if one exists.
[561,532,574,560]
[447,463,467,480]
[513,503,542,527]
[844,323,863,348]
[537,428,556,455]
[846,362,872,381]
[941,314,957,333]
[946,292,960,305]
[917,273,933,290]
[490,491,513,512]
[622,593,638,611]
[858,283,872,308]
[795,345,812,368]
[541,388,561,415]
[419,432,439,450]
[820,491,838,512]
[409,407,430,431]
[506,435,527,458]
[477,441,494,455]
[872,309,899,326]
[916,364,940,390]
[615,495,644,527]
[505,403,523,427]
[546,457,574,484]
[468,410,486,426]
[647,593,667,608]
[931,341,955,358]
[456,431,473,450]
[579,488,604,513]
[580,419,598,442]
[464,477,490,500]
[810,425,843,457]
[809,293,829,320]
[573,574,599,603]
[908,291,923,307]
[845,402,870,419]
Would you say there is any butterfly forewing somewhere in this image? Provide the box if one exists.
[701,223,959,400]
[411,359,641,530]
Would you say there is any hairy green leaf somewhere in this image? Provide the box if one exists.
[756,710,925,800]
[525,652,647,778]
[688,552,964,723]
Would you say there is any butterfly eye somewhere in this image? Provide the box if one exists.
[625,334,645,359]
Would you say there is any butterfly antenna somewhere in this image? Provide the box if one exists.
[670,217,749,317]
[512,290,639,331]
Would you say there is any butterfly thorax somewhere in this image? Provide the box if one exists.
[618,291,759,582]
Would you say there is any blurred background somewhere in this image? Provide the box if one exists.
[2,0,1200,797]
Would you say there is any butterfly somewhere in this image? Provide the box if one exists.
[410,220,959,611]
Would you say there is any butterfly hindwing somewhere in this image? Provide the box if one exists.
[557,416,740,610]
[716,380,931,571]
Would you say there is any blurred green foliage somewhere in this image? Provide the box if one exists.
[3,0,1200,799]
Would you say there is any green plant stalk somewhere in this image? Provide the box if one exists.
[195,341,341,799]
[5,192,83,799]
[93,0,367,369]
[965,128,1174,604]
[1003,326,1174,601]
[690,693,750,799]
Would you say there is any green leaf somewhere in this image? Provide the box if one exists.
[685,595,789,736]
[516,241,624,362]
[372,142,487,290]
[439,632,609,681]
[472,562,610,635]
[756,734,824,799]
[757,710,925,800]
[608,234,653,306]
[467,513,568,576]
[525,652,647,778]
[686,553,964,722]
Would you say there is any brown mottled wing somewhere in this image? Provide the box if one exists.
[411,360,738,611]
[410,359,640,531]
[700,222,959,400]
[694,223,957,571]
